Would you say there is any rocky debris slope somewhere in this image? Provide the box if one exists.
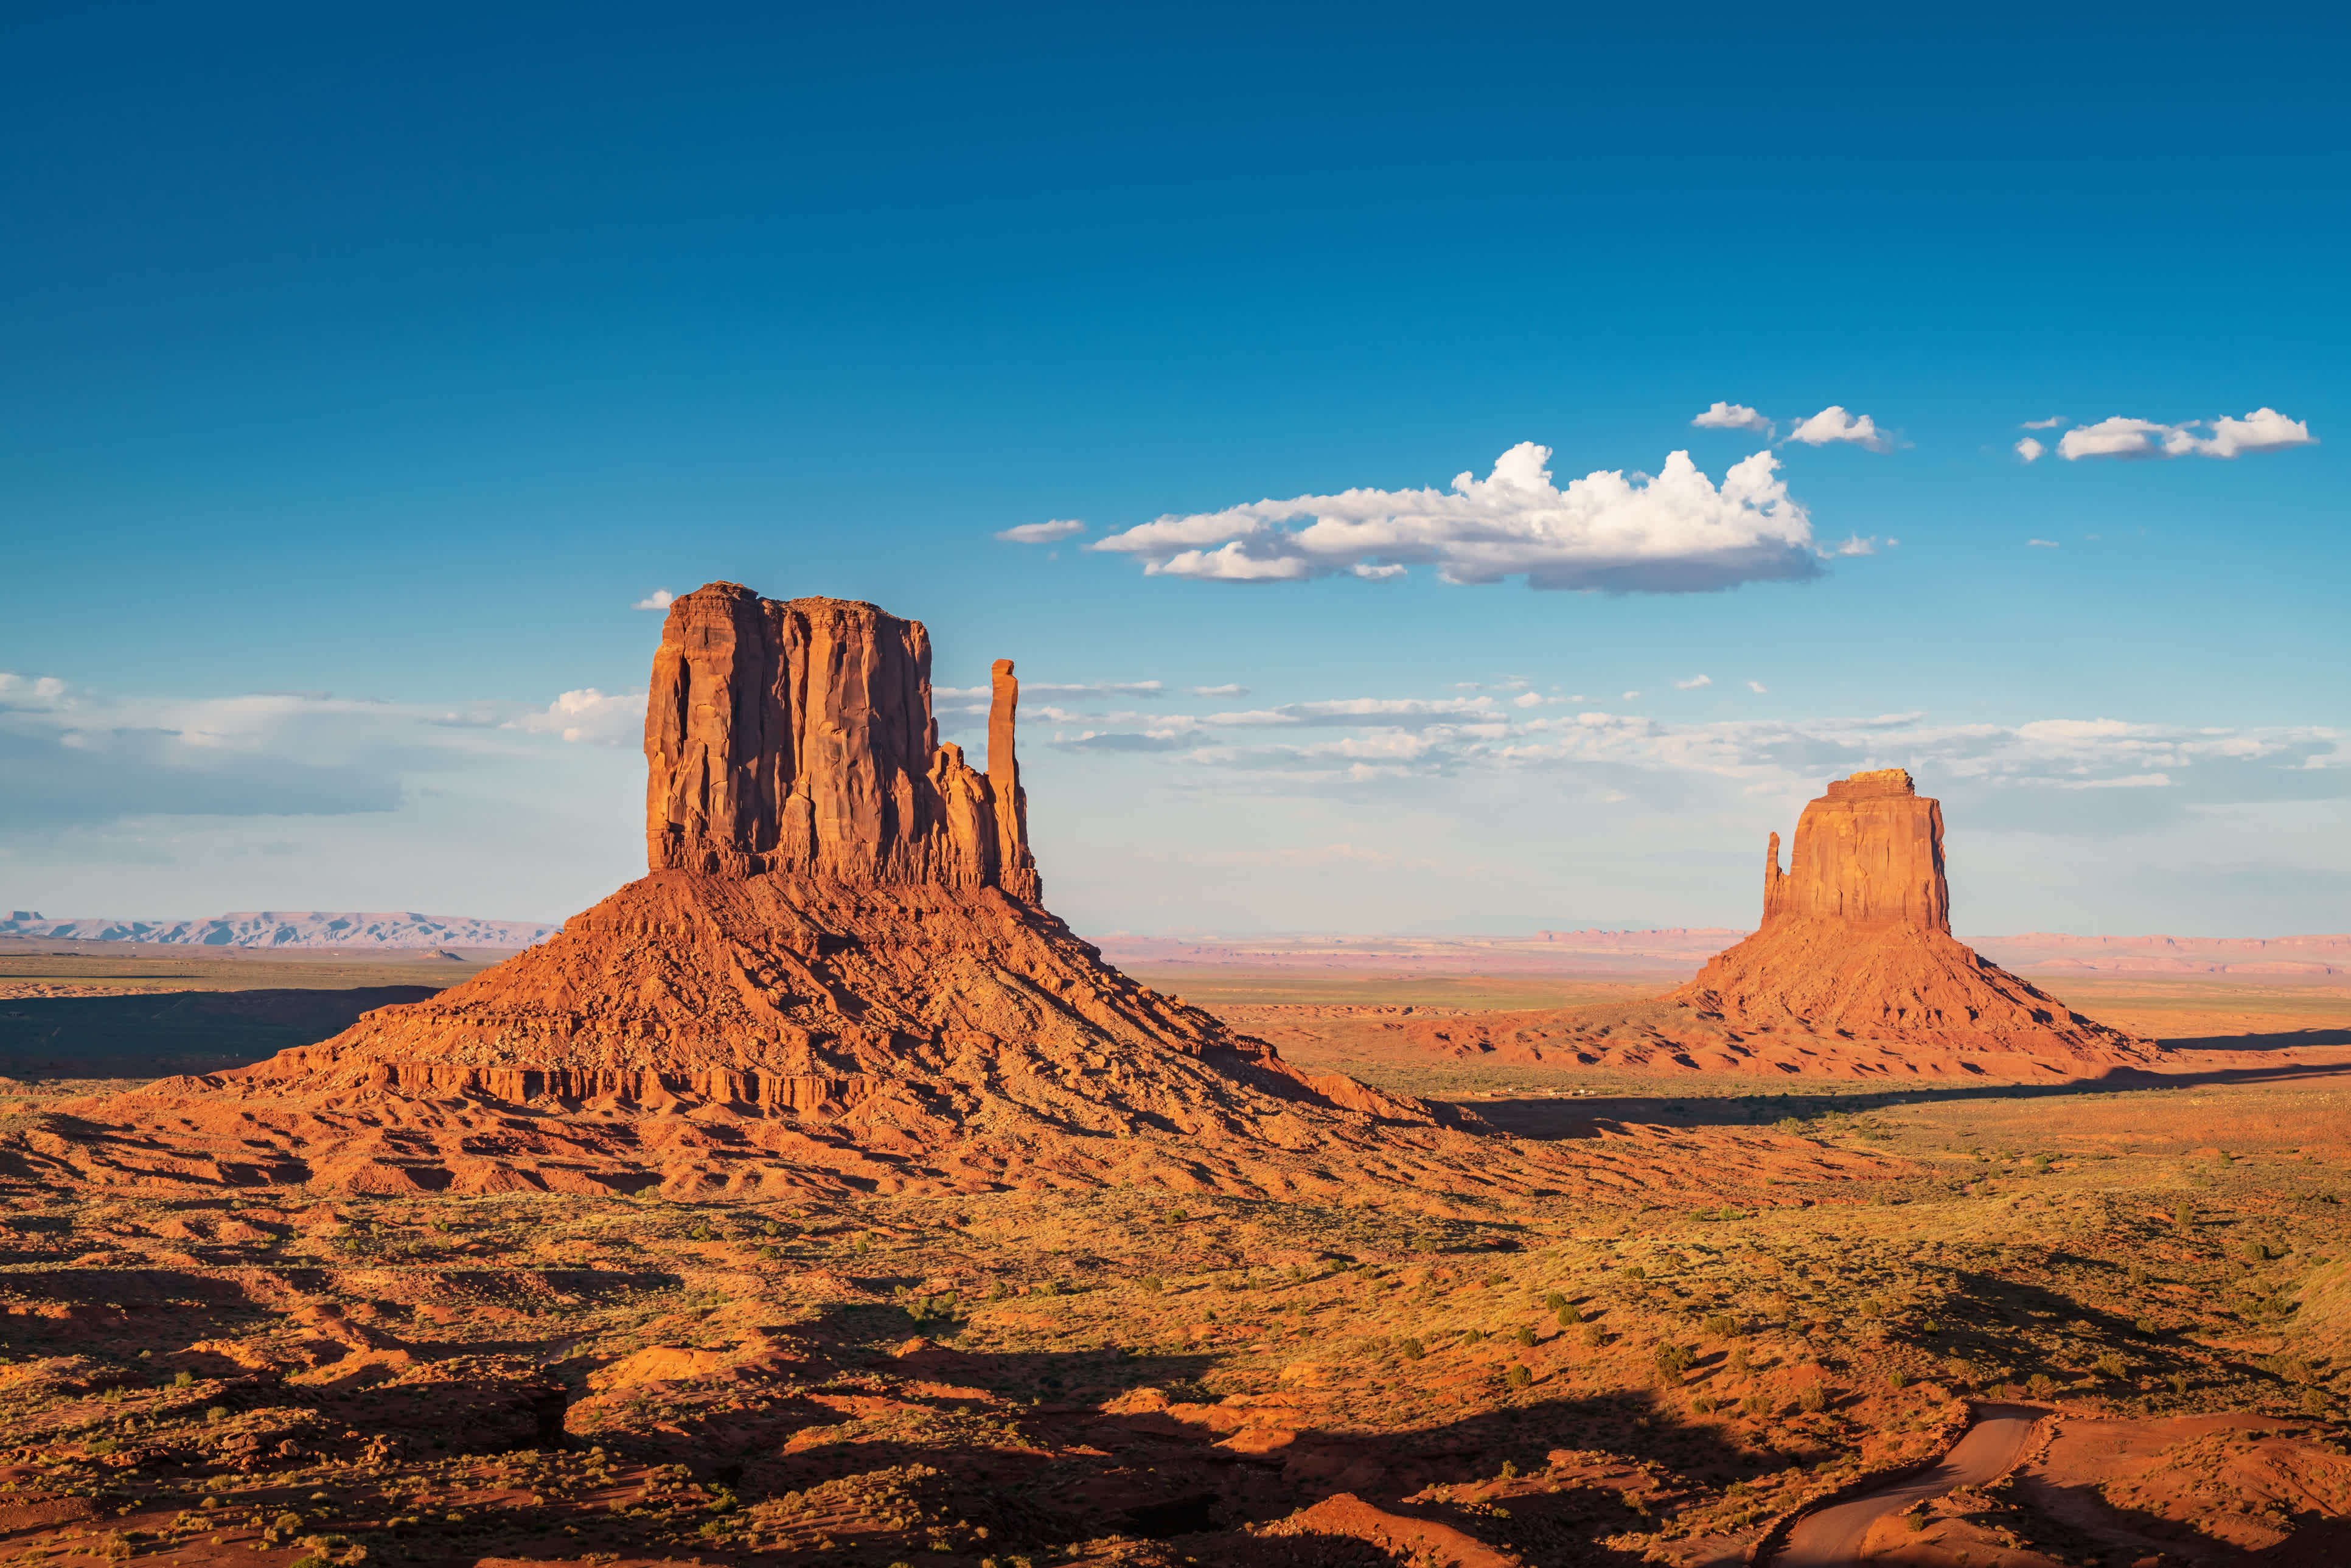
[1342,771,2162,1080]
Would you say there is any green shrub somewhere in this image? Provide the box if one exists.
[1622,1265,1646,1281]
[1797,1385,1827,1413]
[2095,1353,2129,1380]
[1558,1304,1584,1326]
[172,1369,194,1388]
[1543,1291,1568,1312]
[1581,1322,1606,1348]
[1653,1342,1694,1378]
[2026,1373,2056,1397]
[1504,1365,1533,1390]
[1140,1275,1163,1294]
[1702,1313,1741,1339]
[2170,1372,2190,1396]
[1514,1325,1536,1347]
[1401,1337,1425,1361]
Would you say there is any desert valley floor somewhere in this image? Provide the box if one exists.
[4,945,2351,1567]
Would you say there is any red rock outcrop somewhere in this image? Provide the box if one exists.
[645,585,1038,899]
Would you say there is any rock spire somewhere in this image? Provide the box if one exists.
[644,584,1039,900]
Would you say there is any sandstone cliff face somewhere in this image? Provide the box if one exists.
[1761,767,1949,930]
[644,584,1039,899]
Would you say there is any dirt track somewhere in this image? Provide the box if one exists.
[1769,1402,2044,1566]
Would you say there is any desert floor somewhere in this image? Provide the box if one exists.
[2,947,2350,1566]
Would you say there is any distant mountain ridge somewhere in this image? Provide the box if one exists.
[1,910,559,949]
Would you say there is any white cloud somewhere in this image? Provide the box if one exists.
[2176,407,2317,458]
[1189,684,1250,698]
[2058,408,2316,461]
[997,519,1088,543]
[1746,681,1768,694]
[1026,680,1163,699]
[632,589,675,611]
[503,688,647,747]
[1621,691,1643,700]
[1834,534,1878,556]
[1693,401,1772,433]
[1088,443,1824,593]
[2022,416,2067,430]
[2015,437,2045,463]
[1513,691,1545,708]
[1785,406,1893,451]
[2027,538,2060,548]
[1675,675,1713,690]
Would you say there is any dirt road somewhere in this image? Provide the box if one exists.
[1767,1402,2044,1566]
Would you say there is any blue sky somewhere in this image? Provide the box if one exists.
[2,1,2345,936]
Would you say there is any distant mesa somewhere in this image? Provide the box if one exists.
[51,583,1643,1205]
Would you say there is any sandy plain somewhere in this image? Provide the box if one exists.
[2,949,2350,1566]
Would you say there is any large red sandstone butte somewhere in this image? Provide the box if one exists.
[40,584,1868,1204]
[1264,770,2163,1081]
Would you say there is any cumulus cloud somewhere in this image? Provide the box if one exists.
[2028,538,2060,548]
[1834,535,1878,556]
[2016,437,2046,463]
[503,688,647,746]
[632,589,676,611]
[1693,401,1772,433]
[2057,408,2316,461]
[1785,406,1893,451]
[997,519,1087,543]
[1675,675,1713,690]
[1088,443,1825,593]
[2022,416,2067,430]
[1189,683,1250,698]
[1746,681,1768,694]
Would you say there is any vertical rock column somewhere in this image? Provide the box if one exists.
[989,659,1042,904]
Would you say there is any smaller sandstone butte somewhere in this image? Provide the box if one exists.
[1304,769,2161,1079]
[645,585,1039,900]
[1672,768,2142,1056]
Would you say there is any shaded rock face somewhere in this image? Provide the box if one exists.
[645,584,1039,901]
[1761,767,1949,930]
